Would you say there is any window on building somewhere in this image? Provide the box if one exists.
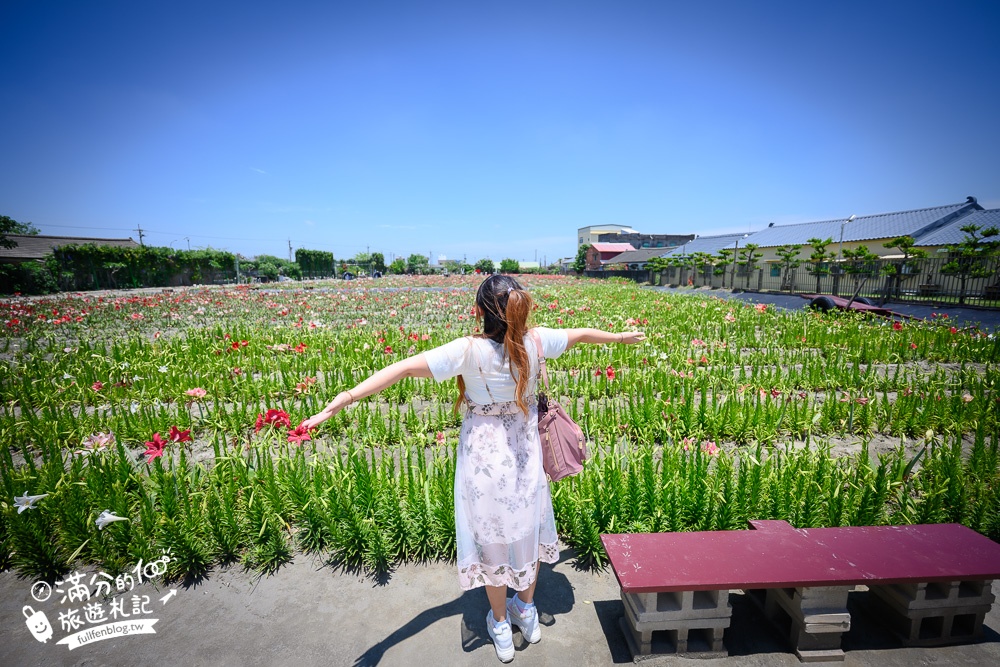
[770,265,781,277]
[642,242,650,248]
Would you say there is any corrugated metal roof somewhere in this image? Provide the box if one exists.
[591,242,636,253]
[605,247,673,264]
[915,209,1000,247]
[739,202,977,248]
[0,235,140,262]
[662,233,746,256]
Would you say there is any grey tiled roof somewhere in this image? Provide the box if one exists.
[662,233,746,256]
[0,235,140,262]
[739,202,977,249]
[915,209,1000,247]
[605,247,675,264]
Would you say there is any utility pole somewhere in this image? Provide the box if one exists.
[184,237,190,250]
[134,225,145,246]
[288,238,293,262]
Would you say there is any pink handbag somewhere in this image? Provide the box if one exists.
[530,330,587,481]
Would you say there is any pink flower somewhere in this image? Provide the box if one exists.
[691,338,706,347]
[168,426,192,443]
[384,345,393,354]
[287,423,313,444]
[754,303,767,313]
[92,381,104,391]
[605,365,616,381]
[950,327,958,334]
[144,433,167,462]
[724,313,736,323]
[186,387,207,399]
[436,431,446,445]
[701,441,719,456]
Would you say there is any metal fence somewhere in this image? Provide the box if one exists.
[590,257,1000,308]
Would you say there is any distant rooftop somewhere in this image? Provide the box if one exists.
[915,209,1000,247]
[738,199,980,248]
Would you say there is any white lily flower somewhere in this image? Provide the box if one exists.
[62,373,74,380]
[14,493,48,514]
[158,366,168,373]
[96,510,128,530]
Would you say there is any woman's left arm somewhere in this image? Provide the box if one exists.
[564,328,646,349]
[302,354,433,429]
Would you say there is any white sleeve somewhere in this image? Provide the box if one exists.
[533,327,568,359]
[421,337,470,382]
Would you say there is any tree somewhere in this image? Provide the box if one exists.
[257,261,279,282]
[572,244,591,274]
[645,256,670,273]
[940,224,999,304]
[737,243,763,290]
[407,254,429,274]
[1,215,40,249]
[499,258,519,273]
[879,236,927,303]
[690,252,715,286]
[715,248,735,287]
[388,258,406,274]
[370,252,386,273]
[774,245,802,291]
[841,245,880,307]
[806,237,837,294]
[475,258,495,274]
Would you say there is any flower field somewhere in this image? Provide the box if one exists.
[2,275,999,581]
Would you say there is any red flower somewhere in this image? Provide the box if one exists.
[168,426,192,443]
[92,381,104,391]
[384,345,393,354]
[287,423,314,444]
[594,368,603,377]
[910,342,918,350]
[892,321,903,331]
[949,327,958,334]
[605,365,616,381]
[255,409,291,433]
[144,433,167,462]
[294,343,307,353]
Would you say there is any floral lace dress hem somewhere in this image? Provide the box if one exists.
[458,542,560,591]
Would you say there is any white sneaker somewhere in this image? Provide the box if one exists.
[506,595,541,644]
[487,610,515,663]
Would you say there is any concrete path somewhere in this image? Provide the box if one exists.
[2,548,998,666]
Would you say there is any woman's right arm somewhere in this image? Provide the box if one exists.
[564,328,645,349]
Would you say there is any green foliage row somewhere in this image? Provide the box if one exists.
[3,429,997,580]
[294,249,335,279]
[49,244,237,291]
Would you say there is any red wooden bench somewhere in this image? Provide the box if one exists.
[601,521,1000,662]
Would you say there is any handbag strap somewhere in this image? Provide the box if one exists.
[528,329,550,391]
[467,336,497,403]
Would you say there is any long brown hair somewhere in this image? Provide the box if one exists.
[454,275,534,415]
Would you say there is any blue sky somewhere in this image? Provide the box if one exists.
[2,0,998,264]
